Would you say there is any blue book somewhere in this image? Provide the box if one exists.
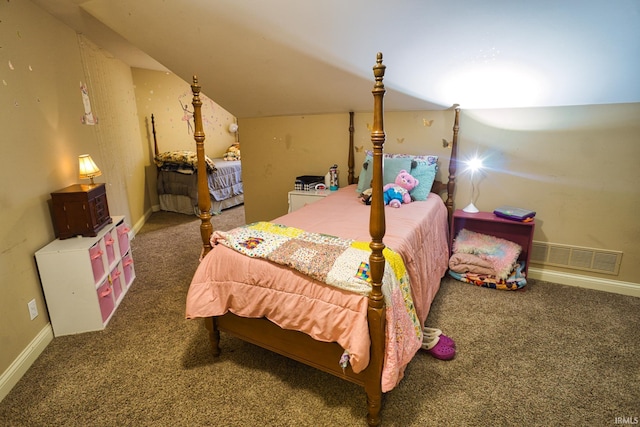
[493,205,536,221]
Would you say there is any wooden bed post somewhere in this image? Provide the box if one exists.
[191,76,213,256]
[445,106,460,223]
[151,114,159,159]
[365,52,387,427]
[348,111,355,185]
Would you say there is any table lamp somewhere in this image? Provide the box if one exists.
[78,154,102,184]
[462,156,484,213]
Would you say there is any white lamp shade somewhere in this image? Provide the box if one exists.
[78,154,102,181]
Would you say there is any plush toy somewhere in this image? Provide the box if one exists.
[383,169,419,208]
[223,142,241,161]
[359,188,373,205]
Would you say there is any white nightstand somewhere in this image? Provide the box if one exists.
[288,189,332,212]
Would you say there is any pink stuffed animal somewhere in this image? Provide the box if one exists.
[383,169,419,208]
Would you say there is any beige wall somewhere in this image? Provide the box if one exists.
[241,105,640,285]
[241,110,458,223]
[0,1,146,392]
[131,69,237,209]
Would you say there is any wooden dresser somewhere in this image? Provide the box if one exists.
[51,183,111,239]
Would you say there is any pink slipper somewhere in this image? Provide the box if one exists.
[423,327,456,348]
[424,333,456,349]
[421,336,456,360]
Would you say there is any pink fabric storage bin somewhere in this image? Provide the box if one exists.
[122,253,135,287]
[97,280,115,323]
[111,266,123,302]
[89,243,105,284]
[104,233,116,266]
[116,222,130,257]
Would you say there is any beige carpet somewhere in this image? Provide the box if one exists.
[1,205,638,426]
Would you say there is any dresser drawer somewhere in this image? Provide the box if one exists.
[288,189,330,212]
[89,243,106,284]
[104,231,117,266]
[97,279,115,323]
[111,265,123,302]
[116,222,131,256]
[122,252,135,287]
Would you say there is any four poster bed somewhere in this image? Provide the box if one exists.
[152,115,244,215]
[185,53,460,426]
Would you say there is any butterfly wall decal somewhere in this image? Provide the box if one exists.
[423,119,434,127]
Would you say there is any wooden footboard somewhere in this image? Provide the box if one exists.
[206,305,385,426]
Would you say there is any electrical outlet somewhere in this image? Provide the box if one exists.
[28,299,38,320]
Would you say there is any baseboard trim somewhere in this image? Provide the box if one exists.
[132,208,154,236]
[529,267,640,298]
[0,324,53,402]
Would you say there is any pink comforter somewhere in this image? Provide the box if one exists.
[186,185,449,392]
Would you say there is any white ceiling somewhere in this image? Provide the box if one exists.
[34,0,640,118]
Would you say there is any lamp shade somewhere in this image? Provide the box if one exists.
[78,154,102,183]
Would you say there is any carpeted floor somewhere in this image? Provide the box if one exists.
[1,205,638,426]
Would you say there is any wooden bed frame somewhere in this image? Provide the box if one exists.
[188,53,459,426]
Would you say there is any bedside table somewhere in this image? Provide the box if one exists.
[288,189,331,213]
[450,209,535,276]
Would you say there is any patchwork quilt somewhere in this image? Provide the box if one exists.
[212,221,423,385]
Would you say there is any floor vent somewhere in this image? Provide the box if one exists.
[530,241,622,275]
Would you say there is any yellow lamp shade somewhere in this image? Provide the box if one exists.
[78,154,102,184]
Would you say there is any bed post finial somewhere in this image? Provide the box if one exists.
[445,106,460,223]
[348,111,355,185]
[191,75,213,256]
[151,113,158,158]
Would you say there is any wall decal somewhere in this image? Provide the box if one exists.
[178,90,219,135]
[179,100,194,134]
[80,82,97,125]
[423,119,434,127]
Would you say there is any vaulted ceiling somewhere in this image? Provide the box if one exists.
[34,0,640,118]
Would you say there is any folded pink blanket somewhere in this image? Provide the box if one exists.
[449,253,496,276]
[452,229,521,280]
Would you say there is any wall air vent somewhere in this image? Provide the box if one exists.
[530,241,622,275]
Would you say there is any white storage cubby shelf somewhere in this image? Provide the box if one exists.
[35,216,135,336]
